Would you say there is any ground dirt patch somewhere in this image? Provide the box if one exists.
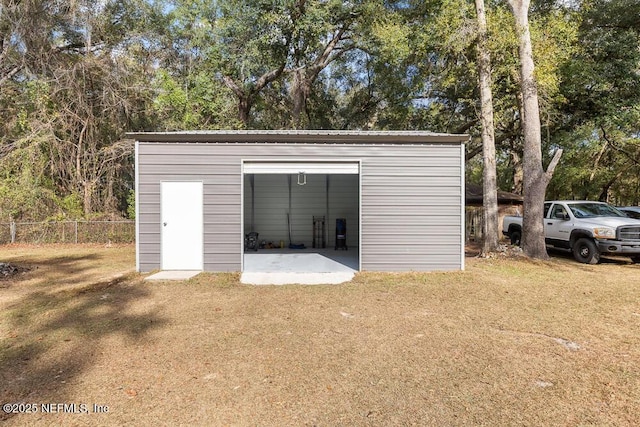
[0,262,32,283]
[1,244,639,425]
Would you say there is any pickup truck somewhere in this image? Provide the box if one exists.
[503,201,640,264]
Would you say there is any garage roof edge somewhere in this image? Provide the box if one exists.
[126,130,468,144]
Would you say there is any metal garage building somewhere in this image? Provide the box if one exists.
[129,130,468,274]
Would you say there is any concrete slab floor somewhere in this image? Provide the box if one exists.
[243,248,358,273]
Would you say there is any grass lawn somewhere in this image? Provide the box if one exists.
[1,244,639,425]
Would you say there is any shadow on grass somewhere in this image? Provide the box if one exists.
[17,253,105,289]
[546,247,636,265]
[0,273,166,421]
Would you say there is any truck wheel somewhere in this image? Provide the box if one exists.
[572,238,600,264]
[631,256,640,264]
[510,230,521,246]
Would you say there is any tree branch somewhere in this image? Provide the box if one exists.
[0,64,22,86]
[253,63,286,93]
[221,75,245,99]
[601,126,640,166]
[544,148,563,181]
[316,27,347,69]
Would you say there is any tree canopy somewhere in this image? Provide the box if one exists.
[0,0,638,221]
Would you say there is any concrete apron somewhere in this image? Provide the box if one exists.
[241,271,354,285]
[144,270,201,281]
[241,250,357,285]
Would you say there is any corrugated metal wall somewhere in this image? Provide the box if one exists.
[137,142,463,272]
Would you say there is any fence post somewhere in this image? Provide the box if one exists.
[10,222,16,243]
[75,221,78,244]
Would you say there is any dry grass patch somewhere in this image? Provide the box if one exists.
[1,245,639,425]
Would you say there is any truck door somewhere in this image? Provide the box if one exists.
[544,203,572,248]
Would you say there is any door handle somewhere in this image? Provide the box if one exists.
[163,222,167,227]
[547,222,552,225]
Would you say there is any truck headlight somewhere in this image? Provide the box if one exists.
[593,227,615,239]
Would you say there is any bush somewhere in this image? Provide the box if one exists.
[127,190,136,220]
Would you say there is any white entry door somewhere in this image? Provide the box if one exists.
[161,181,203,270]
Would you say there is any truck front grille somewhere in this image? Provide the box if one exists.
[617,226,640,241]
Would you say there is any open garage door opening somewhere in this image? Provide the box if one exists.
[242,161,360,276]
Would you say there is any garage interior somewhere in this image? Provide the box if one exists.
[242,168,359,274]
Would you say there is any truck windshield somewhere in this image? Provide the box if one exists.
[567,203,627,218]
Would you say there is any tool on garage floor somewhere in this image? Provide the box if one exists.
[245,231,259,251]
[287,212,305,249]
[313,216,326,248]
[335,218,347,250]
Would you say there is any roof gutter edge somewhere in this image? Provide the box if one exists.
[125,131,469,144]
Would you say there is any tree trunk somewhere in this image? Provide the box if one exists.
[599,168,629,202]
[511,150,524,194]
[286,24,351,129]
[291,68,311,129]
[475,0,499,255]
[238,96,251,126]
[589,141,608,183]
[83,181,93,216]
[507,0,562,260]
[222,65,286,126]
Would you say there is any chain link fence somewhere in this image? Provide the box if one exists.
[0,221,135,244]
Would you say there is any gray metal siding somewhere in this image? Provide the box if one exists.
[361,152,462,271]
[137,143,463,272]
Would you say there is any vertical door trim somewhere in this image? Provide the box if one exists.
[135,141,140,272]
